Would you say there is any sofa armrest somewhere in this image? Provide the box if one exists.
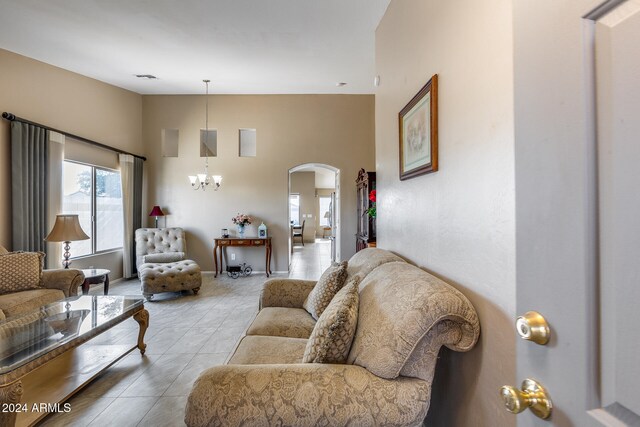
[259,278,317,309]
[41,269,84,297]
[185,364,430,427]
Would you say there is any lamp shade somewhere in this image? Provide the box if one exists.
[44,215,89,242]
[149,206,165,217]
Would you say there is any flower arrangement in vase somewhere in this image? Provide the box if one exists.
[367,190,376,218]
[232,213,252,237]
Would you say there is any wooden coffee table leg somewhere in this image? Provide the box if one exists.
[103,274,109,295]
[133,309,149,355]
[0,381,23,426]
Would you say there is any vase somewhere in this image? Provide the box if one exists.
[237,224,245,237]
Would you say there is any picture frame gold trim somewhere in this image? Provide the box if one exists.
[399,74,438,180]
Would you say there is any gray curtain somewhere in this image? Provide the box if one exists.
[121,154,144,278]
[132,157,143,275]
[11,122,49,252]
[119,154,134,278]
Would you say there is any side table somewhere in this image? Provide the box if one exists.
[81,268,110,295]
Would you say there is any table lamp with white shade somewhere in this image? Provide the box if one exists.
[44,214,90,269]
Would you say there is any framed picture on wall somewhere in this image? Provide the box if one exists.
[399,74,438,180]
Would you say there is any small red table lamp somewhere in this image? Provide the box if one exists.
[149,206,165,228]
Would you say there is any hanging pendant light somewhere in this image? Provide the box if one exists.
[189,79,222,191]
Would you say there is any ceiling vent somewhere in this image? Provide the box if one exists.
[135,74,158,79]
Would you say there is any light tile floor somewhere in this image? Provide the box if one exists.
[40,240,329,426]
[289,238,332,279]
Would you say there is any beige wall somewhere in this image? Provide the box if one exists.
[142,94,374,272]
[0,48,143,278]
[376,1,515,426]
[290,172,316,243]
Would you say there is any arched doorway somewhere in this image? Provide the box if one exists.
[287,163,340,274]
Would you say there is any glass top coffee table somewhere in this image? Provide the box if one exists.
[0,296,149,426]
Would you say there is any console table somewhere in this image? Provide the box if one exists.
[213,237,272,277]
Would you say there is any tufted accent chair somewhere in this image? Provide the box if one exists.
[135,228,202,301]
[135,227,186,270]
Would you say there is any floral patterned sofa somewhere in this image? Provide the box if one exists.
[185,248,480,427]
[0,246,84,321]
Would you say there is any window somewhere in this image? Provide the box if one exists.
[161,128,179,157]
[200,129,217,156]
[239,128,257,157]
[63,161,123,257]
[289,194,300,225]
[319,196,331,227]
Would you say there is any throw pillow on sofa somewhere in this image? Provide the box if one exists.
[303,275,361,364]
[303,261,348,320]
[0,251,45,295]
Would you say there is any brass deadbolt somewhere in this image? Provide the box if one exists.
[500,378,552,419]
[516,311,550,345]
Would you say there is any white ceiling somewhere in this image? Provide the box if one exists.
[0,0,390,95]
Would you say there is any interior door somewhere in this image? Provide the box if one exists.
[333,169,341,262]
[591,5,640,424]
[330,191,336,262]
[512,1,640,425]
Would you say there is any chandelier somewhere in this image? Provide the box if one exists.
[189,79,222,191]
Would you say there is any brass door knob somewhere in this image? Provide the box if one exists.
[499,378,552,419]
[516,311,550,345]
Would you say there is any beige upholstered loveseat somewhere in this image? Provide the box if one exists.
[185,248,480,426]
[0,246,84,321]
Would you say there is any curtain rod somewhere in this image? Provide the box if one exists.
[2,112,147,161]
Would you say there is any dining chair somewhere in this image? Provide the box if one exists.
[292,220,305,246]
